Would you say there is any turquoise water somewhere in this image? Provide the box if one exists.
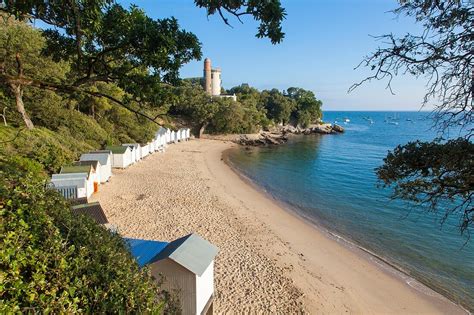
[228,111,474,310]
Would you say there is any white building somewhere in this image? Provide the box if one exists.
[122,144,142,163]
[126,233,218,315]
[60,165,98,194]
[73,160,103,184]
[51,173,91,199]
[79,151,112,183]
[106,146,133,168]
[141,143,150,158]
[149,141,155,153]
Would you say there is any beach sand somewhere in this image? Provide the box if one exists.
[93,139,466,314]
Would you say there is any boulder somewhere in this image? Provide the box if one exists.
[332,124,345,133]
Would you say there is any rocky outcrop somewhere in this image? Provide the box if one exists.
[237,132,288,146]
[284,123,344,135]
[236,124,344,147]
[332,124,345,133]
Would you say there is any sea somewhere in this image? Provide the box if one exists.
[227,111,474,310]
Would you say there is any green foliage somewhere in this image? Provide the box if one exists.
[194,0,286,44]
[260,89,296,125]
[0,126,93,173]
[377,138,474,235]
[0,155,170,313]
[172,82,322,134]
[0,16,69,83]
[286,87,323,127]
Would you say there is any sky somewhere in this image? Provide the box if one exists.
[120,0,429,110]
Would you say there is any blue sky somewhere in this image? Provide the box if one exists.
[121,1,428,110]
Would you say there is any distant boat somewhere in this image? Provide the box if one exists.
[388,121,399,126]
[368,118,374,124]
[343,118,350,123]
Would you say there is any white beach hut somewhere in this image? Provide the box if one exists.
[51,173,91,199]
[186,128,191,140]
[122,144,142,162]
[155,127,167,149]
[126,233,218,315]
[79,151,112,183]
[106,146,133,168]
[60,165,98,194]
[141,143,150,158]
[149,141,155,153]
[72,160,102,184]
[122,144,137,164]
[171,130,177,143]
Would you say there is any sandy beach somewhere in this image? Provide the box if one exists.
[93,139,466,314]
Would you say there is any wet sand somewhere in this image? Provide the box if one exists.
[94,139,466,314]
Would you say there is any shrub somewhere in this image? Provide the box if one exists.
[0,155,172,313]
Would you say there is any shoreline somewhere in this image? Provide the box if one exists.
[95,139,467,313]
[223,146,468,312]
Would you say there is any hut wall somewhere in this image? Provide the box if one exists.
[196,261,214,314]
[151,258,197,315]
[80,154,112,182]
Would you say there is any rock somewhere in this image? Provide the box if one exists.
[311,125,332,134]
[332,124,345,133]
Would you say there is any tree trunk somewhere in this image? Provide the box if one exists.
[198,123,208,138]
[11,83,34,129]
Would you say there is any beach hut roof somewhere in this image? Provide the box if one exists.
[106,146,128,154]
[71,202,108,225]
[156,127,167,135]
[122,143,141,149]
[156,233,218,276]
[73,160,100,171]
[80,153,110,165]
[89,150,112,154]
[52,172,88,180]
[60,165,93,175]
[125,233,218,275]
[125,238,169,268]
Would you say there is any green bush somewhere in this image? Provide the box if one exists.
[0,156,172,313]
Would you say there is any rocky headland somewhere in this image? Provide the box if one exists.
[237,123,344,146]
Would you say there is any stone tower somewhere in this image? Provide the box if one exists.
[203,58,212,95]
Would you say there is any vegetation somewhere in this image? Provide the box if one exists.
[353,0,473,235]
[0,1,291,312]
[0,155,174,313]
[172,82,323,136]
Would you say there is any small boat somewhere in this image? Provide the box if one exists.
[368,118,374,124]
[388,121,399,126]
[343,118,350,123]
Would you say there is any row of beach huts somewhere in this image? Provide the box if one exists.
[49,126,218,315]
[50,127,191,199]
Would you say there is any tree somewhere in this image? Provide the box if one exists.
[0,16,69,129]
[194,0,286,44]
[377,139,473,235]
[352,0,473,235]
[261,88,296,125]
[171,82,220,137]
[1,0,287,128]
[286,87,322,127]
[1,3,201,127]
